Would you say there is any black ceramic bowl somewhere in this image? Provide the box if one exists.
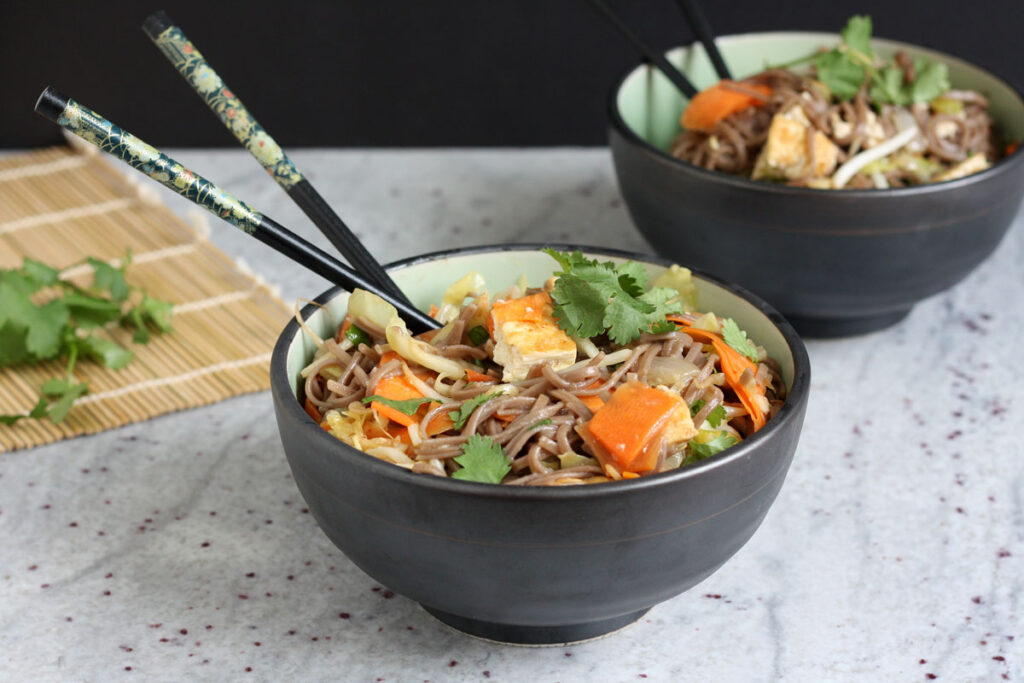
[271,245,810,644]
[609,32,1024,337]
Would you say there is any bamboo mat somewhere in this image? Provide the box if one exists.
[0,145,291,452]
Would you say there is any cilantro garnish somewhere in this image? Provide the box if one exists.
[688,399,726,427]
[450,391,501,430]
[451,435,510,484]
[721,318,759,362]
[689,431,739,460]
[362,395,436,415]
[467,325,489,346]
[528,418,553,430]
[543,248,684,345]
[812,15,950,105]
[0,253,173,425]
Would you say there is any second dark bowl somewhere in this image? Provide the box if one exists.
[609,32,1024,337]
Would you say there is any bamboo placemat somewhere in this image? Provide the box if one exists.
[0,145,291,452]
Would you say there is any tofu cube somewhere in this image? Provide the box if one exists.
[752,105,840,181]
[934,153,990,182]
[490,292,577,382]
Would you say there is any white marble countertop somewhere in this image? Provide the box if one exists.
[2,148,1022,682]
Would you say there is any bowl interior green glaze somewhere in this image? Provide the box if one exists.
[284,248,796,399]
[616,32,1024,153]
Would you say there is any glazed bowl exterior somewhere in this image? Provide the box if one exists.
[270,245,810,643]
[609,32,1024,337]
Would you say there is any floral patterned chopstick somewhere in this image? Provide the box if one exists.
[34,87,439,334]
[141,10,411,305]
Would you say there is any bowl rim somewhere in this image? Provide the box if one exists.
[270,243,811,500]
[607,30,1024,198]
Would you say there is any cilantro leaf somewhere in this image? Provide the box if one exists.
[545,250,684,345]
[706,405,727,428]
[87,258,130,302]
[24,300,69,359]
[721,318,760,362]
[0,321,31,366]
[125,294,174,343]
[451,435,510,484]
[451,391,501,430]
[22,259,60,287]
[840,15,873,55]
[815,49,866,100]
[45,380,89,423]
[528,418,553,430]
[870,65,909,106]
[362,395,436,415]
[63,293,123,329]
[79,335,134,370]
[689,398,706,417]
[689,431,739,459]
[910,61,950,103]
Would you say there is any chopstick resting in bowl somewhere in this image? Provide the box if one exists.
[584,0,698,98]
[34,87,440,334]
[672,0,732,80]
[141,10,412,307]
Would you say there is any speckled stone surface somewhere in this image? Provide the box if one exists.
[2,149,1022,682]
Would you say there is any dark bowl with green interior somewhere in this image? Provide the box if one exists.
[609,32,1024,337]
[270,245,810,645]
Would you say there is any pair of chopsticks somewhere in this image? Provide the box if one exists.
[35,12,439,333]
[586,0,732,98]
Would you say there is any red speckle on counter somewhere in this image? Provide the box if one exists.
[564,652,572,657]
[205,625,213,630]
[287,630,296,636]
[201,542,210,547]
[159,638,169,643]
[483,672,491,678]
[301,508,309,514]
[238,595,249,600]
[919,660,926,664]
[265,520,273,525]
[102,591,111,596]
[179,629,188,635]
[311,637,319,642]
[119,645,133,652]
[105,573,113,579]
[993,656,1005,661]
[209,511,216,516]
[704,594,722,599]
[254,642,261,646]
[245,667,252,672]
[972,596,983,604]
[125,667,132,671]
[65,617,72,622]
[28,565,37,571]
[926,675,937,680]
[149,623,162,628]
[287,575,294,581]
[339,613,350,619]
[449,660,458,667]
[245,573,255,578]
[381,590,394,599]
[42,504,50,510]
[998,549,1011,558]
[69,522,78,527]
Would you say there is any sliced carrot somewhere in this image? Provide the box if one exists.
[336,317,351,343]
[585,380,681,473]
[668,317,767,431]
[465,368,494,383]
[621,471,640,479]
[681,80,772,134]
[580,394,606,414]
[370,375,426,427]
[428,304,440,318]
[319,420,332,432]
[1007,141,1020,156]
[304,396,322,422]
[425,412,455,436]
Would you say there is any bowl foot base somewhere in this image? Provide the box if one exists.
[786,307,912,338]
[422,605,650,645]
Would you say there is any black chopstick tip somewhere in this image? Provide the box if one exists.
[142,10,174,39]
[34,87,69,122]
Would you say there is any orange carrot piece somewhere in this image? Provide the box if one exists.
[585,380,681,472]
[304,396,322,422]
[1007,141,1020,156]
[580,394,606,414]
[370,375,426,427]
[621,471,640,479]
[319,420,332,432]
[428,304,440,318]
[425,412,455,436]
[668,317,767,431]
[681,80,772,134]
[465,368,494,383]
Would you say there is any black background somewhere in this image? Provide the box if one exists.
[3,0,1021,148]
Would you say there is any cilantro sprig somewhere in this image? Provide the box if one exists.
[688,430,739,460]
[451,435,510,484]
[543,249,684,345]
[777,15,950,105]
[721,318,760,362]
[0,253,173,425]
[451,391,501,430]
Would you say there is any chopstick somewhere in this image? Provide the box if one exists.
[34,87,440,334]
[141,10,411,306]
[673,0,732,80]
[584,0,698,99]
